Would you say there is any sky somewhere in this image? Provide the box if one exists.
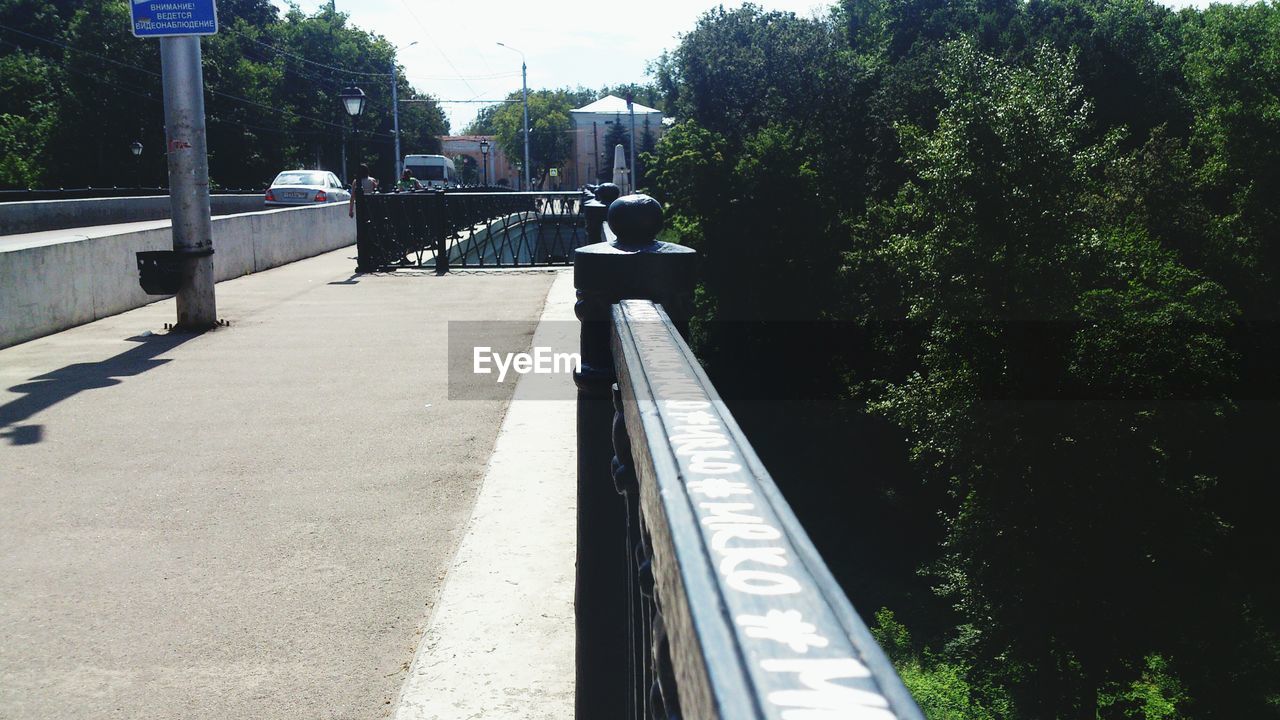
[268,0,1237,133]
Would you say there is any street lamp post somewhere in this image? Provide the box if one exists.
[130,141,143,189]
[392,41,418,179]
[480,139,490,186]
[339,86,367,183]
[496,42,529,192]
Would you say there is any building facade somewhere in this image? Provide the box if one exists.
[440,135,516,187]
[439,95,666,190]
[569,95,664,190]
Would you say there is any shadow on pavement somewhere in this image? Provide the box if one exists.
[0,331,197,446]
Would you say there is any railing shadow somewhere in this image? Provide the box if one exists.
[0,332,196,446]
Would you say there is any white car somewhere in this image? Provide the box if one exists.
[265,170,351,206]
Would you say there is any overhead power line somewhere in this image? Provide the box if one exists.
[394,0,477,97]
[224,28,519,84]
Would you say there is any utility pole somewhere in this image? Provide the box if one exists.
[521,58,529,190]
[160,36,217,330]
[627,92,637,192]
[392,41,417,180]
[392,59,401,179]
[497,42,530,191]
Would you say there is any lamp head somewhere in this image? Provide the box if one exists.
[339,86,367,117]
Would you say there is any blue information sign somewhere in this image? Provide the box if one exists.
[131,0,219,38]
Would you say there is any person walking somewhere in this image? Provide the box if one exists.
[348,163,378,218]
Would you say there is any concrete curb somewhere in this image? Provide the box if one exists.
[390,269,577,720]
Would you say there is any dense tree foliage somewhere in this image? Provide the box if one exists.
[480,88,580,189]
[0,0,447,189]
[649,1,1280,717]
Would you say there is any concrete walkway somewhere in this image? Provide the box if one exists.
[0,247,575,719]
[391,272,577,720]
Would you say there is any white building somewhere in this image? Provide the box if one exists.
[569,95,664,189]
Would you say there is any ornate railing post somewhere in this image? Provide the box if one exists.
[429,190,449,274]
[574,194,697,719]
[353,182,375,272]
[583,182,620,245]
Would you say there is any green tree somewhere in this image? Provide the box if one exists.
[488,88,573,188]
[597,81,664,112]
[0,50,54,185]
[649,0,1280,715]
[636,115,657,189]
[43,0,163,186]
[0,0,446,189]
[861,39,1240,716]
[1005,0,1189,148]
[201,3,290,188]
[1182,1,1280,316]
[662,4,858,152]
[871,608,1013,720]
[463,103,501,135]
[451,154,478,185]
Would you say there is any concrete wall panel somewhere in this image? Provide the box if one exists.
[0,195,266,235]
[1,203,354,348]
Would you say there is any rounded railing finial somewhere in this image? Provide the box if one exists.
[607,194,664,247]
[593,183,622,206]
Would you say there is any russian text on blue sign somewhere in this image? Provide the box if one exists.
[131,0,218,38]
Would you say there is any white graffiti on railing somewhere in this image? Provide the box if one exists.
[761,659,896,720]
[624,302,900,719]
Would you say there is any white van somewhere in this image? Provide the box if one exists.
[402,155,457,189]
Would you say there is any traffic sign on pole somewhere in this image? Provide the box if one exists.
[131,0,219,38]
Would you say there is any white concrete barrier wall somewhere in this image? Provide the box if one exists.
[0,203,354,348]
[0,194,266,235]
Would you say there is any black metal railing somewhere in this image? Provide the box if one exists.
[573,192,924,719]
[610,301,924,720]
[353,190,590,271]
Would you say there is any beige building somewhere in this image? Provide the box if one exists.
[440,95,665,190]
[440,135,517,187]
[569,95,664,189]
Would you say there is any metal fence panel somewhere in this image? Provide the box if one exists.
[355,190,589,270]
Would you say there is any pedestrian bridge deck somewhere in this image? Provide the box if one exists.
[0,245,575,719]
